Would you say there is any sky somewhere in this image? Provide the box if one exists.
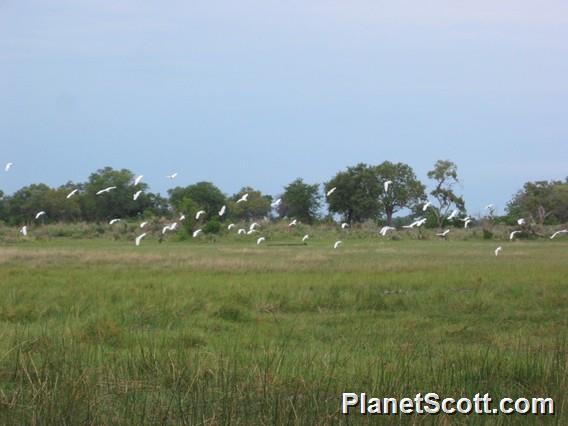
[1,0,567,216]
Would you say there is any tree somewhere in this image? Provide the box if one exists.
[506,178,568,224]
[325,163,381,223]
[427,160,465,227]
[277,178,321,223]
[168,182,226,220]
[5,184,52,225]
[374,161,426,225]
[228,187,272,221]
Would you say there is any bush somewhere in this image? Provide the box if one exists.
[203,219,221,235]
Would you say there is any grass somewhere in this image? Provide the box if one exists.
[0,237,567,424]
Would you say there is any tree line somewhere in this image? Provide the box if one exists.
[0,161,566,228]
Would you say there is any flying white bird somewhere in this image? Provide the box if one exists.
[192,229,202,238]
[509,230,522,240]
[236,193,249,203]
[166,172,178,180]
[550,229,568,239]
[495,246,502,256]
[379,226,396,236]
[140,221,148,228]
[422,202,432,211]
[195,210,206,220]
[447,209,459,220]
[341,222,349,229]
[109,218,121,225]
[179,214,186,221]
[133,190,142,201]
[404,218,426,228]
[384,180,393,192]
[460,216,471,222]
[35,211,46,220]
[135,233,147,246]
[134,175,144,185]
[218,205,226,216]
[485,204,494,211]
[517,218,526,226]
[227,223,236,230]
[66,189,79,199]
[249,222,259,231]
[271,198,282,208]
[333,240,343,249]
[246,229,257,235]
[19,226,27,236]
[302,234,309,242]
[326,187,337,197]
[256,237,265,245]
[237,228,246,235]
[96,186,116,195]
[436,229,450,237]
[288,219,297,227]
[162,223,178,234]
[464,219,472,228]
[4,162,13,172]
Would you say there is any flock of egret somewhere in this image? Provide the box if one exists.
[4,162,567,255]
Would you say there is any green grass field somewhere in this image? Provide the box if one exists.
[0,238,567,424]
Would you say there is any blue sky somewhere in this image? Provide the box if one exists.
[1,0,567,216]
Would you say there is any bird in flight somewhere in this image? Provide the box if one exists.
[133,190,142,201]
[464,219,472,228]
[550,229,568,239]
[341,223,349,229]
[271,198,282,208]
[249,222,259,231]
[326,187,336,197]
[447,209,459,220]
[509,230,521,240]
[227,223,236,230]
[140,221,148,228]
[35,211,46,220]
[19,226,27,236]
[237,228,246,235]
[302,234,309,242]
[179,214,186,221]
[422,202,432,211]
[135,233,147,246]
[166,172,178,180]
[256,237,265,245]
[288,219,297,227]
[134,175,144,185]
[236,193,249,203]
[109,219,121,225]
[96,186,116,195]
[436,229,450,237]
[494,246,502,256]
[379,226,395,236]
[333,240,343,249]
[517,218,526,226]
[193,229,202,238]
[219,205,226,216]
[195,210,206,220]
[4,162,13,172]
[384,180,393,192]
[66,189,79,199]
[162,223,177,234]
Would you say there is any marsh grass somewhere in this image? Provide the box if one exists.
[0,239,567,424]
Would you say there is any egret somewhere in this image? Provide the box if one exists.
[96,186,116,195]
[464,219,472,228]
[302,234,309,242]
[379,226,395,236]
[237,229,246,235]
[326,187,336,197]
[550,229,568,239]
[236,193,249,203]
[517,218,526,226]
[133,190,142,201]
[256,237,265,245]
[219,205,226,216]
[227,223,236,230]
[436,229,450,237]
[460,216,471,222]
[485,204,494,210]
[509,230,522,240]
[135,233,147,246]
[134,175,143,185]
[447,209,459,220]
[246,229,257,235]
[162,223,177,234]
[4,162,13,172]
[179,214,186,221]
[333,240,343,249]
[422,201,432,211]
[140,221,148,228]
[384,180,392,192]
[20,226,27,236]
[341,222,349,229]
[35,211,46,220]
[66,189,78,199]
[249,222,260,231]
[193,229,202,238]
[109,218,121,225]
[495,246,502,256]
[166,172,178,180]
[195,210,206,220]
[288,219,297,227]
[271,198,282,208]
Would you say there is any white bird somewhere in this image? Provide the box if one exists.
[195,210,206,220]
[333,240,343,249]
[66,189,79,199]
[4,162,13,172]
[218,205,226,216]
[179,214,186,221]
[35,211,46,220]
[162,223,178,234]
[550,229,568,239]
[384,180,393,192]
[302,234,309,242]
[447,209,459,220]
[246,229,257,235]
[271,198,282,208]
[227,223,236,230]
[109,218,121,225]
[460,216,471,222]
[485,204,494,211]
[464,219,472,228]
[436,229,450,237]
[249,222,259,231]
[495,246,502,256]
[192,229,202,238]
[379,226,395,236]
[341,222,349,229]
[509,230,522,240]
[140,221,148,228]
[134,175,144,185]
[288,219,297,227]
[19,226,27,236]
[133,190,142,201]
[256,237,265,245]
[236,193,249,203]
[326,187,336,197]
[403,218,427,229]
[517,218,526,226]
[166,172,178,180]
[237,228,246,235]
[135,233,147,246]
[96,186,116,195]
[422,201,432,212]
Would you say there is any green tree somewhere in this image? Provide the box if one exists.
[506,178,568,224]
[228,187,272,221]
[427,160,466,228]
[5,184,52,224]
[277,178,321,223]
[325,163,381,223]
[168,182,226,220]
[375,161,426,225]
